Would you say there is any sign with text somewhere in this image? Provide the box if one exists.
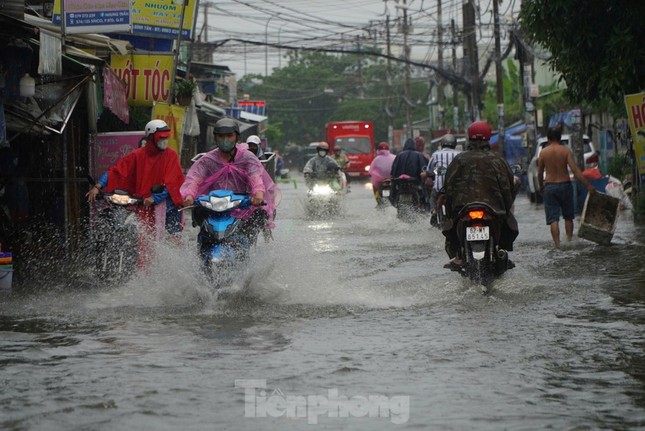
[110,53,173,106]
[130,0,198,40]
[52,0,131,34]
[625,92,645,179]
[94,131,144,177]
[151,103,186,154]
[53,0,197,39]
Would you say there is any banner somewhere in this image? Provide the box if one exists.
[52,0,196,39]
[93,131,144,177]
[131,0,198,40]
[151,103,186,154]
[111,53,173,107]
[52,0,131,34]
[625,92,645,180]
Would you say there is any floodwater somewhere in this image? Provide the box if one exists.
[1,175,644,430]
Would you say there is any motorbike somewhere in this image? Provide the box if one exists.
[189,189,262,286]
[91,183,168,284]
[304,168,344,217]
[376,177,392,208]
[93,189,144,283]
[390,175,423,222]
[454,202,513,293]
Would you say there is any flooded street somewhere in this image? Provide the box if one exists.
[1,176,645,430]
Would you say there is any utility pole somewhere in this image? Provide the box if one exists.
[356,35,365,99]
[436,0,444,129]
[462,0,480,123]
[402,0,413,138]
[385,12,394,147]
[493,0,504,152]
[451,19,459,132]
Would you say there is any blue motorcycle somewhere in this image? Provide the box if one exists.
[191,190,267,285]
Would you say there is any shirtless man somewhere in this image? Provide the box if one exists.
[537,127,595,247]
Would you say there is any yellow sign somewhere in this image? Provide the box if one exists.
[131,0,197,39]
[111,53,174,106]
[151,103,186,154]
[625,92,645,177]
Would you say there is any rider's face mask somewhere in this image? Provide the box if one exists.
[217,139,236,152]
[318,150,328,157]
[156,138,169,150]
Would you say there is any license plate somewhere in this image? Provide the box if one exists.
[466,226,489,241]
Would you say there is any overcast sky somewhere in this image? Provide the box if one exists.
[194,0,521,78]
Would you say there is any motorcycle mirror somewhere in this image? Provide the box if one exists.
[151,184,166,194]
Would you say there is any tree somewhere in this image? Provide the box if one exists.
[238,50,431,146]
[520,0,645,111]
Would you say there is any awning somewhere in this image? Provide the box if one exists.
[240,111,268,123]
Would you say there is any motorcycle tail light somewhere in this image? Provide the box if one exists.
[468,210,485,219]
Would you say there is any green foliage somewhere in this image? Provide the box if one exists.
[519,0,645,109]
[264,123,283,150]
[606,152,631,180]
[482,59,524,126]
[175,78,196,98]
[238,50,433,145]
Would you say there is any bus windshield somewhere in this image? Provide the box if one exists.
[334,137,372,154]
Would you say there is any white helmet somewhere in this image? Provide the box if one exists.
[145,119,171,138]
[245,135,263,157]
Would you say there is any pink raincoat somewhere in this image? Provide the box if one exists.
[181,144,281,227]
[368,148,396,189]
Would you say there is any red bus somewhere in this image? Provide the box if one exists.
[326,121,375,177]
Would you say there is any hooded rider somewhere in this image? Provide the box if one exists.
[86,119,185,266]
[180,118,280,243]
[245,135,266,160]
[389,138,427,206]
[438,120,518,270]
[368,142,396,203]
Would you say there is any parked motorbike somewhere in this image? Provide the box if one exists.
[454,202,514,293]
[304,168,344,217]
[190,189,264,287]
[390,175,423,222]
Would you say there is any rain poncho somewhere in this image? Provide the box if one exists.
[390,138,428,179]
[105,142,184,206]
[369,148,396,189]
[181,143,281,227]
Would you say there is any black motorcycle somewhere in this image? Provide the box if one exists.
[454,202,513,292]
[390,175,423,222]
[91,184,165,283]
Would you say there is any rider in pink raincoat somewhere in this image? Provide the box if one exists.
[181,118,281,240]
[368,142,396,203]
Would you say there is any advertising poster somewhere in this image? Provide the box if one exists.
[130,0,198,40]
[151,103,186,154]
[110,53,174,107]
[53,0,196,39]
[93,131,145,177]
[52,0,131,34]
[625,92,645,180]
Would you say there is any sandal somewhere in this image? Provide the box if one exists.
[443,260,463,271]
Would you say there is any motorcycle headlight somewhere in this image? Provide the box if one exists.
[107,194,138,206]
[364,165,370,172]
[311,184,334,196]
[199,195,241,212]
